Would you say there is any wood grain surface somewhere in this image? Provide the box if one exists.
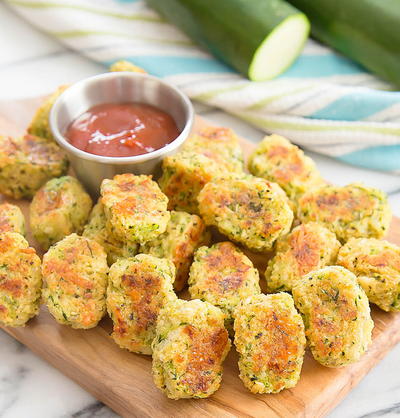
[1,97,400,418]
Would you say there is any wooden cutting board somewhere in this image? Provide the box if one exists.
[1,97,400,418]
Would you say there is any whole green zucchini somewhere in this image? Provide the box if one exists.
[146,0,310,81]
[287,0,400,86]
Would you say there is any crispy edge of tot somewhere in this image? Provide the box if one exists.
[158,151,225,214]
[140,210,211,291]
[109,60,147,73]
[27,86,69,141]
[83,202,138,265]
[234,293,306,394]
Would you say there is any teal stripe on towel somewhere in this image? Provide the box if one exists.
[311,91,400,121]
[106,56,233,76]
[281,54,364,78]
[338,145,400,171]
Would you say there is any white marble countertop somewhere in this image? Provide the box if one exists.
[1,3,400,417]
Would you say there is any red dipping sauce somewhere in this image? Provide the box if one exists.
[65,102,180,157]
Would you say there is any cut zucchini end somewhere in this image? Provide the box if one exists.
[248,14,310,82]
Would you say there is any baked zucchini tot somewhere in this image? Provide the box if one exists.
[42,233,108,329]
[0,134,68,199]
[0,203,25,235]
[292,266,373,367]
[30,176,92,250]
[266,222,340,292]
[152,299,230,399]
[234,293,305,393]
[107,254,176,355]
[101,174,170,244]
[248,134,324,202]
[198,175,293,252]
[338,238,400,312]
[298,183,391,242]
[0,232,42,327]
[188,241,260,330]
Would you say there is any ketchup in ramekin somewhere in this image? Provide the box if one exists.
[65,102,180,158]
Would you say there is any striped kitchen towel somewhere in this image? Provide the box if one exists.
[6,0,400,172]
